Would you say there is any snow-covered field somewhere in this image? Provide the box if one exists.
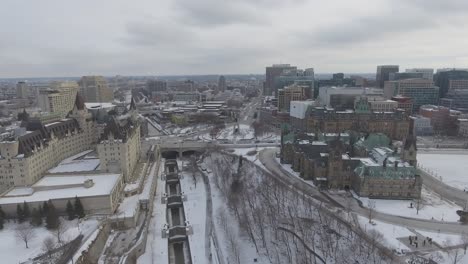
[418,153,468,191]
[0,218,99,263]
[354,188,462,222]
[357,215,468,264]
[357,215,412,251]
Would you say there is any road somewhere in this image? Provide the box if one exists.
[259,148,468,234]
[239,98,261,125]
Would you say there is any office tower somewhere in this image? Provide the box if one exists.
[146,80,167,93]
[405,68,434,80]
[376,65,399,88]
[434,69,468,98]
[265,64,297,96]
[332,73,344,80]
[384,79,439,113]
[218,75,226,92]
[389,72,424,81]
[78,76,114,102]
[38,81,79,117]
[16,81,28,99]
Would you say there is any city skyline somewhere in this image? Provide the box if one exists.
[1,0,468,78]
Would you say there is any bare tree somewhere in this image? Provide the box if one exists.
[446,248,464,264]
[461,231,468,254]
[16,224,36,248]
[415,198,423,215]
[51,219,68,244]
[367,200,376,224]
[42,236,56,259]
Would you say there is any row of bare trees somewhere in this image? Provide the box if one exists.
[206,151,393,264]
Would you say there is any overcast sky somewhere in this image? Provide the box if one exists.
[1,0,468,78]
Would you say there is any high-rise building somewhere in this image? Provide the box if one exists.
[389,72,423,81]
[405,68,434,80]
[273,69,315,99]
[16,81,29,99]
[384,79,439,113]
[441,90,468,110]
[38,81,79,118]
[146,80,167,93]
[376,65,399,88]
[304,68,315,77]
[434,69,468,98]
[332,73,344,80]
[265,64,297,96]
[78,76,114,102]
[218,75,226,92]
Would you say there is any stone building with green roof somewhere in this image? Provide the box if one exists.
[351,147,421,199]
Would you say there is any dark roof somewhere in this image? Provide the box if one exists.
[100,116,138,142]
[16,119,80,157]
[129,96,137,111]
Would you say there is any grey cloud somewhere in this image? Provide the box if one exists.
[171,0,266,27]
[124,20,196,47]
[408,0,468,13]
[310,13,434,45]
[304,0,468,46]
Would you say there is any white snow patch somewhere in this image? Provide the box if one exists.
[353,188,462,222]
[418,153,468,191]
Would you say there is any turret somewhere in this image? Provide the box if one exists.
[400,118,417,166]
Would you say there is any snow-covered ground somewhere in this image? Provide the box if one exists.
[418,153,468,191]
[205,157,270,264]
[201,123,279,142]
[357,215,468,264]
[0,218,99,264]
[416,230,462,246]
[354,188,462,222]
[179,162,208,264]
[357,215,412,251]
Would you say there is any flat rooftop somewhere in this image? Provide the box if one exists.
[0,173,121,204]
